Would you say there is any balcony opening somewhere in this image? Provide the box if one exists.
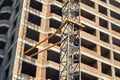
[26,28,39,42]
[24,43,38,59]
[111,23,120,33]
[0,41,6,49]
[81,54,97,68]
[30,0,42,11]
[100,47,110,59]
[99,5,107,15]
[48,34,60,46]
[47,50,60,63]
[81,0,95,8]
[0,27,8,34]
[110,0,120,7]
[21,61,36,77]
[46,67,59,80]
[81,38,97,52]
[51,5,62,16]
[114,52,120,61]
[83,24,96,36]
[0,13,11,20]
[50,19,61,29]
[102,62,112,76]
[0,0,13,8]
[81,72,98,80]
[115,68,120,78]
[100,32,109,43]
[81,10,95,22]
[110,10,120,20]
[28,13,41,26]
[99,18,108,29]
[112,37,120,47]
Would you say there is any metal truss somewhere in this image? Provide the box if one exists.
[60,0,82,80]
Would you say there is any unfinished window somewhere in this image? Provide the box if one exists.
[21,61,36,77]
[99,5,107,15]
[110,0,120,7]
[0,13,11,20]
[24,43,38,59]
[111,23,120,33]
[10,33,15,44]
[0,41,6,49]
[102,62,112,76]
[0,58,3,65]
[81,72,98,80]
[0,27,8,34]
[5,67,9,79]
[100,32,109,43]
[83,24,96,36]
[112,37,120,47]
[13,18,17,28]
[30,0,42,11]
[100,47,110,59]
[15,4,19,14]
[81,10,95,22]
[99,18,108,29]
[81,0,95,8]
[46,67,59,80]
[48,34,60,45]
[51,5,62,16]
[50,19,61,29]
[81,38,97,52]
[115,68,120,78]
[26,28,39,41]
[47,50,60,63]
[28,13,41,26]
[81,54,97,68]
[114,52,120,61]
[110,10,120,20]
[100,0,106,3]
[7,49,12,61]
[56,0,62,3]
[0,0,13,8]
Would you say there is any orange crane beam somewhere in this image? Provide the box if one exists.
[30,30,80,57]
[24,19,85,55]
[30,41,61,57]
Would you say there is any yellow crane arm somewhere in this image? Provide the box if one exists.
[30,30,81,57]
[24,19,85,55]
[30,41,61,57]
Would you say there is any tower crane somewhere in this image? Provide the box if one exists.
[24,0,85,80]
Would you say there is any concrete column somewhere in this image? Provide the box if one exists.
[36,1,50,80]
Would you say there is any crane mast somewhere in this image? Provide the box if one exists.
[24,0,84,80]
[60,0,81,80]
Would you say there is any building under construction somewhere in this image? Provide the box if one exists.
[0,0,120,80]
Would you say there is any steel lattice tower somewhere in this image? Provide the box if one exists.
[60,0,81,80]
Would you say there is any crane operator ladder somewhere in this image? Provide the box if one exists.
[60,0,81,80]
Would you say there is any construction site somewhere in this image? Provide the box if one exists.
[0,0,120,80]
